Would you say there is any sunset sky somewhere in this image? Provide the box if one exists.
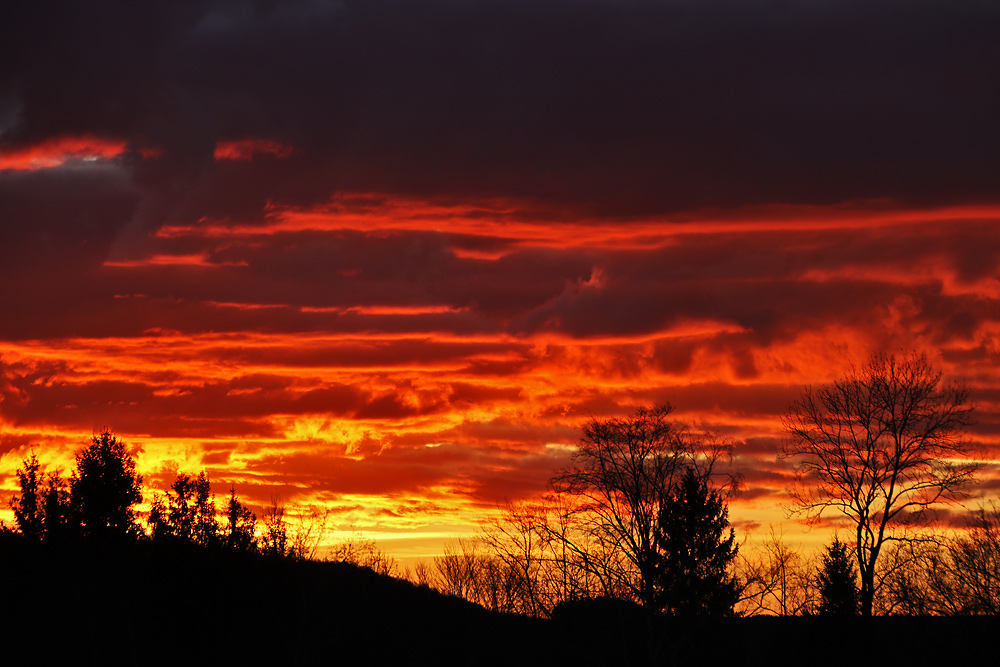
[2,0,1000,560]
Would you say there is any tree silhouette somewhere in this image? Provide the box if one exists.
[41,474,71,541]
[655,466,739,616]
[149,471,219,547]
[550,404,733,610]
[735,529,817,616]
[224,486,258,552]
[10,454,44,540]
[10,453,73,542]
[920,505,1000,614]
[70,430,143,540]
[552,405,696,609]
[330,534,399,576]
[782,352,979,616]
[260,495,289,557]
[817,536,858,616]
[944,507,1000,614]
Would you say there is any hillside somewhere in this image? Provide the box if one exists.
[2,534,994,666]
[0,535,544,664]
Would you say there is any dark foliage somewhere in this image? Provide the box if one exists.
[10,454,44,540]
[69,431,143,540]
[10,453,72,542]
[655,467,740,616]
[149,471,218,546]
[41,474,71,540]
[223,485,258,552]
[817,537,859,617]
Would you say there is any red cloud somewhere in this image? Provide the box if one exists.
[213,138,294,161]
[0,135,127,170]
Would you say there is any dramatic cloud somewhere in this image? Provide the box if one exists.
[2,0,999,555]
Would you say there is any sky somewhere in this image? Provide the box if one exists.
[2,0,1000,559]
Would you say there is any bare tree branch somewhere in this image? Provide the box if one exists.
[781,352,981,616]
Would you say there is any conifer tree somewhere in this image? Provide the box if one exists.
[225,486,257,552]
[70,431,143,540]
[163,471,218,546]
[655,466,739,616]
[41,474,71,540]
[10,454,44,540]
[817,536,859,616]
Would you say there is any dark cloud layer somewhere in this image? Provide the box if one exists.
[4,0,999,225]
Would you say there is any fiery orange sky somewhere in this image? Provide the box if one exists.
[2,0,1000,560]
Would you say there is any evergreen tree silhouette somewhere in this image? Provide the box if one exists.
[10,454,44,540]
[41,474,71,541]
[817,536,859,616]
[160,471,218,546]
[69,431,143,540]
[224,486,257,552]
[655,466,739,616]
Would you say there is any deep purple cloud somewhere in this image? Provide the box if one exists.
[3,0,999,225]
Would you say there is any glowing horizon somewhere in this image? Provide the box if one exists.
[3,186,999,559]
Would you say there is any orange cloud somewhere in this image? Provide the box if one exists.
[4,196,1000,558]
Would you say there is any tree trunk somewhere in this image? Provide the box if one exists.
[860,577,874,617]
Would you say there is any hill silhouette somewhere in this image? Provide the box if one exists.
[0,534,544,665]
[3,532,996,667]
[4,429,997,665]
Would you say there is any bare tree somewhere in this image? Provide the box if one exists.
[406,559,435,587]
[287,506,332,560]
[480,501,562,617]
[910,505,1000,615]
[941,506,1000,614]
[551,404,733,611]
[432,538,512,611]
[876,538,943,615]
[329,534,398,576]
[782,352,980,616]
[258,498,331,560]
[260,495,289,557]
[735,529,816,616]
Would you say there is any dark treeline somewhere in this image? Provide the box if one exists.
[2,430,546,664]
[3,352,999,665]
[9,430,264,553]
[419,354,1000,621]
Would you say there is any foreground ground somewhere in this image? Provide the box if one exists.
[1,538,993,666]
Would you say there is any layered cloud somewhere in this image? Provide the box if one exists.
[2,0,999,554]
[3,202,999,549]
